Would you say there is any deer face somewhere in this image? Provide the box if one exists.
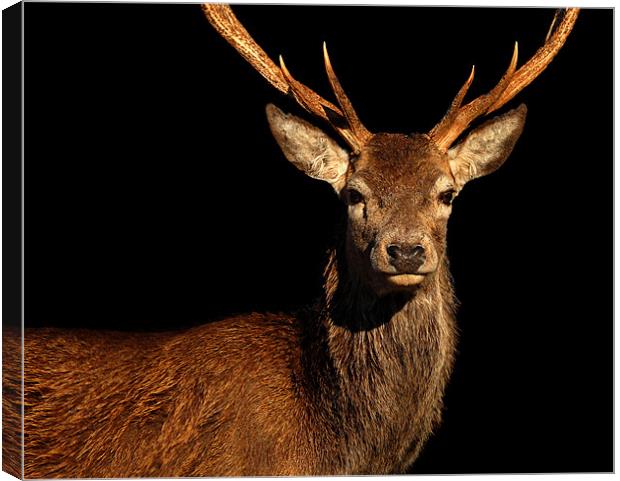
[343,133,455,293]
[267,103,527,295]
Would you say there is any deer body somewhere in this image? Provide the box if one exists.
[16,242,456,477]
[5,5,578,478]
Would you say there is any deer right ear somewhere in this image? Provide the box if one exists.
[447,104,527,190]
[266,104,350,192]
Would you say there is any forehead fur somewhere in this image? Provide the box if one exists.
[352,133,453,193]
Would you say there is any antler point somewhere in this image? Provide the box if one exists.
[278,55,288,72]
[323,42,332,68]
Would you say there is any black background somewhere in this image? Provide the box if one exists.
[24,3,612,474]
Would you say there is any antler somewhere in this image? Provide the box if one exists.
[429,8,579,151]
[202,3,371,153]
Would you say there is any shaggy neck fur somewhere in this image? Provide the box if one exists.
[301,239,458,474]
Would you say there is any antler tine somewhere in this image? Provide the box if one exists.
[428,65,475,148]
[487,8,579,113]
[277,55,338,122]
[323,42,373,147]
[430,8,578,152]
[431,42,519,151]
[203,3,370,152]
[278,55,364,152]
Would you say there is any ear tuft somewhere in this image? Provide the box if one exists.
[266,104,350,192]
[448,104,527,189]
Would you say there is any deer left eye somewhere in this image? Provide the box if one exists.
[346,188,365,205]
[439,189,456,206]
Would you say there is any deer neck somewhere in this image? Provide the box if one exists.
[305,244,457,470]
[320,244,457,388]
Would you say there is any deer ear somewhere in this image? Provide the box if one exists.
[266,104,350,192]
[447,104,527,189]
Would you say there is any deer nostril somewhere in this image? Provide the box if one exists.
[410,245,425,260]
[387,244,401,260]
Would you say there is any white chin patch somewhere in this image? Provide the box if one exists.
[386,274,426,287]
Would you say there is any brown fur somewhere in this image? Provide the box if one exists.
[4,104,526,477]
[12,265,456,477]
[3,328,23,478]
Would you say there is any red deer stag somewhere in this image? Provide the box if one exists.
[3,5,579,478]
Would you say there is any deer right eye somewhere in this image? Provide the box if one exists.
[439,189,456,206]
[346,189,365,205]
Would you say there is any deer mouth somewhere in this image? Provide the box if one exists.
[384,273,427,287]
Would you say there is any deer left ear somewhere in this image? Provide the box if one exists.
[266,103,350,193]
[447,104,527,189]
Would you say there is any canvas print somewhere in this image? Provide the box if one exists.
[2,2,613,478]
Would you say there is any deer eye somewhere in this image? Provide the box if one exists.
[438,189,456,206]
[346,188,365,205]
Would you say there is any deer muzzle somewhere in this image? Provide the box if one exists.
[370,234,438,288]
[386,244,426,273]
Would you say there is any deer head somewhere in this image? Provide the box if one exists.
[204,5,578,295]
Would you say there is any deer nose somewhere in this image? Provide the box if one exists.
[386,244,426,274]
